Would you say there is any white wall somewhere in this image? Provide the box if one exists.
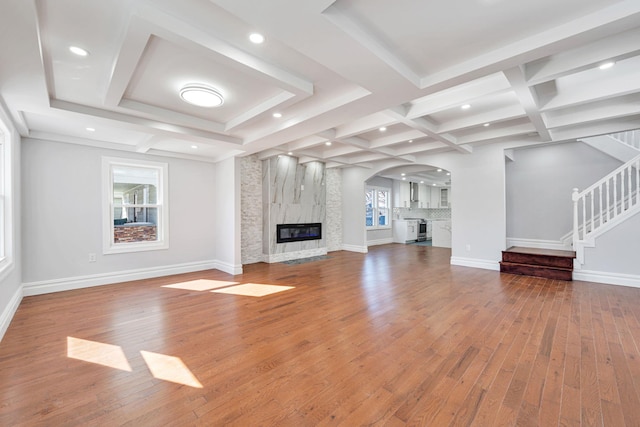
[0,116,21,341]
[214,156,242,274]
[341,167,369,252]
[21,138,222,293]
[506,142,621,241]
[341,142,516,269]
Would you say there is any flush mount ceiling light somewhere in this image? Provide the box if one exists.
[379,126,387,132]
[483,123,490,127]
[179,84,224,108]
[599,61,615,70]
[191,145,198,149]
[69,46,89,56]
[461,104,471,110]
[273,112,282,118]
[249,33,265,44]
[325,141,332,146]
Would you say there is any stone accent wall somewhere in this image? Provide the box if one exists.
[114,225,157,243]
[240,155,263,264]
[325,168,343,252]
[262,156,326,262]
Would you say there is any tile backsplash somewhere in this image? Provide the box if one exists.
[394,207,451,220]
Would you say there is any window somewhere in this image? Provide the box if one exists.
[102,157,168,254]
[365,186,390,229]
[0,118,13,278]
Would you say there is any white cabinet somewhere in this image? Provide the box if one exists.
[393,220,418,243]
[418,184,428,208]
[393,180,411,207]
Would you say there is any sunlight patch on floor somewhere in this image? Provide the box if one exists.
[212,283,295,297]
[67,337,132,371]
[162,279,239,291]
[140,351,203,388]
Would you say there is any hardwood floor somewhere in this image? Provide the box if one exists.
[2,244,640,426]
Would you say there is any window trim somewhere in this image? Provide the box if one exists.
[102,157,169,254]
[365,186,391,230]
[0,118,14,280]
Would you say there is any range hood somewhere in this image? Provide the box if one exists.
[410,182,419,202]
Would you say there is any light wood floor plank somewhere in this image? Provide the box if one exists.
[1,245,640,425]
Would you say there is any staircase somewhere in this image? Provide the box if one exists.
[572,152,640,264]
[500,247,576,281]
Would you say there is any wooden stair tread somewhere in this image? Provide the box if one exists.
[501,246,576,281]
[505,246,576,258]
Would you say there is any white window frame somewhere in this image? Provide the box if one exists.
[102,157,169,254]
[0,119,13,279]
[365,186,391,230]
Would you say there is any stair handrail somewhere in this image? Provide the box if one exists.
[572,153,640,263]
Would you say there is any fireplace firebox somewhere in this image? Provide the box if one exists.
[277,223,322,244]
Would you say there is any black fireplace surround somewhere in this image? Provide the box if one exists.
[277,223,322,244]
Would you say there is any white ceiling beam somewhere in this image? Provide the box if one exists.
[408,73,512,118]
[322,2,421,88]
[538,66,640,111]
[333,112,396,139]
[525,27,640,85]
[437,105,526,134]
[503,67,551,141]
[369,129,424,148]
[456,123,537,145]
[385,107,472,154]
[287,135,331,151]
[419,0,640,92]
[135,135,160,153]
[50,100,242,146]
[543,93,640,129]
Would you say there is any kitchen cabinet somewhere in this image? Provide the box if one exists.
[393,180,411,207]
[393,220,418,243]
[418,184,430,208]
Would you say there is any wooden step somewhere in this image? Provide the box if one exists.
[500,246,576,281]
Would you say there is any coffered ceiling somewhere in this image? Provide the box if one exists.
[1,0,639,170]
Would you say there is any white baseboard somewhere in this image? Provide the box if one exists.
[342,244,368,253]
[367,238,393,247]
[22,260,220,296]
[215,260,243,275]
[450,256,500,271]
[506,237,572,251]
[573,270,640,289]
[0,285,23,342]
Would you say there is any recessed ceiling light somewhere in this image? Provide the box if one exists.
[85,127,95,132]
[599,61,615,70]
[483,123,490,127]
[446,172,451,176]
[401,173,406,176]
[379,126,387,132]
[325,141,332,146]
[69,46,89,56]
[437,168,442,172]
[191,145,198,149]
[179,84,224,107]
[408,139,413,143]
[273,112,282,118]
[287,152,293,155]
[249,33,265,44]
[420,181,424,184]
[432,183,437,186]
[461,104,471,110]
[402,177,406,180]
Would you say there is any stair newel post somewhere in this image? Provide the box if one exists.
[572,188,582,263]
